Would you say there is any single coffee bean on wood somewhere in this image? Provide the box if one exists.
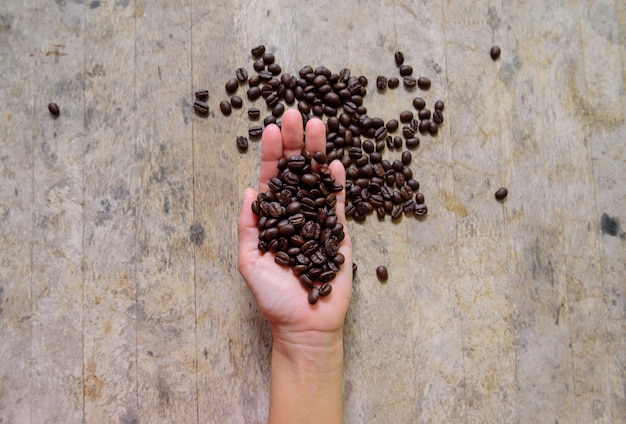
[490,45,501,60]
[376,76,387,90]
[248,107,261,119]
[495,187,508,200]
[230,95,243,109]
[412,97,426,110]
[394,51,405,66]
[399,65,413,76]
[251,45,265,57]
[236,136,248,152]
[219,100,232,115]
[225,78,238,93]
[249,125,263,137]
[235,67,248,82]
[193,100,209,115]
[376,265,388,281]
[417,77,431,90]
[388,77,400,89]
[48,102,60,116]
[194,89,209,99]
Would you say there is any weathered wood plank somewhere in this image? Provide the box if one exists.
[83,1,138,423]
[27,1,85,422]
[134,0,197,422]
[0,3,34,422]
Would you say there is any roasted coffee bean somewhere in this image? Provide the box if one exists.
[230,95,243,109]
[272,103,285,117]
[434,100,445,111]
[193,100,209,115]
[428,122,439,135]
[490,45,501,60]
[495,187,508,200]
[274,251,290,266]
[251,44,266,58]
[418,120,430,133]
[388,77,400,89]
[414,203,428,216]
[403,76,417,88]
[415,192,425,204]
[319,283,332,297]
[394,51,405,66]
[418,109,431,120]
[225,78,238,93]
[313,151,327,164]
[262,53,275,65]
[408,179,420,191]
[253,59,265,72]
[247,86,262,101]
[412,97,426,110]
[376,265,388,281]
[194,89,209,99]
[433,110,444,124]
[264,115,277,127]
[400,111,414,123]
[401,151,412,165]
[248,107,261,119]
[235,67,248,82]
[386,119,399,132]
[236,136,248,152]
[300,274,314,289]
[399,65,413,76]
[308,287,320,304]
[393,136,403,149]
[219,100,232,115]
[319,270,336,283]
[417,77,431,90]
[376,76,387,90]
[268,63,282,75]
[249,125,263,137]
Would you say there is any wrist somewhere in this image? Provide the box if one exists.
[271,328,344,374]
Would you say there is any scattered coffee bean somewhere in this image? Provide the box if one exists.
[230,95,243,109]
[194,89,209,100]
[319,283,332,297]
[376,76,388,90]
[417,77,431,90]
[399,111,414,123]
[403,76,417,88]
[495,187,508,200]
[394,51,405,66]
[399,65,413,77]
[251,45,265,58]
[412,97,426,110]
[225,78,238,93]
[235,67,248,82]
[236,136,248,152]
[48,102,60,116]
[249,125,263,137]
[388,77,400,89]
[220,100,232,115]
[376,265,388,281]
[490,45,501,60]
[434,100,445,111]
[193,100,209,115]
[248,107,261,119]
[308,287,320,304]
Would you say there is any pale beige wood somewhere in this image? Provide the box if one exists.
[26,1,86,422]
[0,3,34,422]
[134,0,197,422]
[82,1,139,423]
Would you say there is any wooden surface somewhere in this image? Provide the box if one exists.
[1,1,625,423]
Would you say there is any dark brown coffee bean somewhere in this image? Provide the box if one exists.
[264,115,277,127]
[193,100,209,115]
[414,203,428,216]
[412,97,426,110]
[319,283,332,297]
[418,120,430,133]
[313,151,326,164]
[417,77,431,90]
[386,119,399,132]
[428,122,439,135]
[225,78,238,93]
[268,63,282,75]
[247,86,262,101]
[376,265,388,281]
[401,151,412,165]
[194,89,209,100]
[262,52,275,65]
[230,95,243,109]
[251,45,266,58]
[403,76,417,88]
[248,107,261,119]
[495,187,508,200]
[236,136,248,152]
[433,110,444,124]
[300,274,314,289]
[393,136,403,149]
[253,59,265,72]
[418,109,431,120]
[376,76,387,90]
[235,67,248,82]
[274,251,290,266]
[319,271,336,283]
[249,125,263,137]
[434,100,445,111]
[219,100,232,115]
[272,103,285,117]
[308,287,320,304]
[400,111,414,123]
[415,192,425,204]
[399,65,413,76]
[394,51,405,66]
[490,45,501,60]
[388,77,400,89]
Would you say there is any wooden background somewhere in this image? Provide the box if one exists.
[1,0,625,423]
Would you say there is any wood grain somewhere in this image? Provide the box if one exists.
[0,1,624,423]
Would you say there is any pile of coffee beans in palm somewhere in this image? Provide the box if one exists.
[251,149,346,304]
[209,44,444,223]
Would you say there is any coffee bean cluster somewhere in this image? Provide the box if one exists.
[210,45,445,224]
[251,149,346,304]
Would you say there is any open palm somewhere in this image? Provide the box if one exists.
[237,109,353,338]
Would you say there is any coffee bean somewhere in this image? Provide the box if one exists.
[48,102,60,116]
[225,78,238,93]
[272,103,285,117]
[400,111,414,123]
[247,86,262,101]
[388,77,400,89]
[376,76,387,90]
[490,45,501,60]
[433,110,444,124]
[219,100,232,115]
[428,122,439,135]
[236,67,248,82]
[249,75,261,87]
[412,97,426,110]
[253,59,265,72]
[230,95,243,109]
[376,265,388,281]
[434,100,445,111]
[249,125,263,137]
[251,45,266,58]
[399,65,413,76]
[308,287,320,304]
[248,107,261,119]
[264,115,277,127]
[319,283,332,297]
[414,203,428,216]
[194,89,209,99]
[401,151,412,165]
[262,53,275,65]
[417,77,431,90]
[314,151,326,164]
[386,119,399,132]
[236,136,248,152]
[415,192,425,204]
[403,76,417,88]
[495,187,508,200]
[268,63,282,75]
[394,51,405,66]
[193,100,209,115]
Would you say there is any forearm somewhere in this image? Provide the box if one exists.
[268,330,345,424]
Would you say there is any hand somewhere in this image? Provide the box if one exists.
[237,108,353,347]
